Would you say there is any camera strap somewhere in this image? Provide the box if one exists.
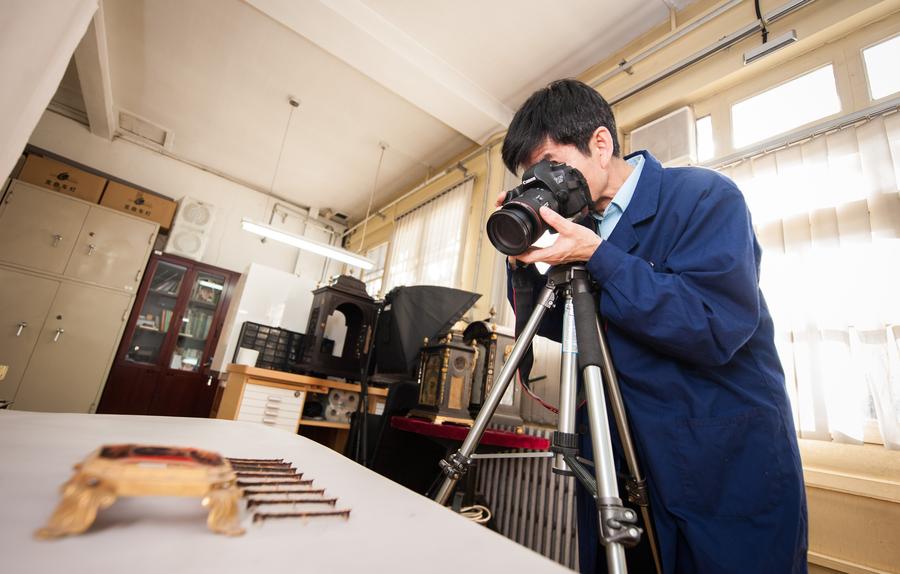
[510,265,536,389]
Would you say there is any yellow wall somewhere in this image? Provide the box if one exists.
[347,1,900,570]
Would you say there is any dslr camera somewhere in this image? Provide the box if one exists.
[486,160,593,256]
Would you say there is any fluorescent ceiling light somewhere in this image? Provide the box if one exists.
[241,219,374,270]
[198,280,224,291]
[743,30,798,65]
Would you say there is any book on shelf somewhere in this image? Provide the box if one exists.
[160,309,174,332]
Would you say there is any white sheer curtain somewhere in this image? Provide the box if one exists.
[719,113,900,449]
[1,0,97,180]
[384,179,473,291]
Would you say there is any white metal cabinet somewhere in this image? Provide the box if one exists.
[12,282,131,413]
[0,268,59,403]
[0,182,89,274]
[65,207,157,292]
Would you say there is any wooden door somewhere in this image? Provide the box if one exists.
[148,369,218,418]
[65,206,157,293]
[13,283,131,413]
[0,268,59,403]
[96,363,160,415]
[0,182,89,274]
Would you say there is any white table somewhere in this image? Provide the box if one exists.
[0,411,570,573]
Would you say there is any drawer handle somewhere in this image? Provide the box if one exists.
[16,322,27,337]
[262,417,277,425]
[266,396,283,403]
[264,408,280,416]
[53,328,65,343]
[52,234,62,247]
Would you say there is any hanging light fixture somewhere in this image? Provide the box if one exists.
[241,95,375,270]
[241,219,374,269]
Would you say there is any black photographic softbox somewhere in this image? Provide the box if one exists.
[374,285,480,376]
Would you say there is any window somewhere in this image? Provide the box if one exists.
[359,243,388,297]
[719,112,900,449]
[731,65,841,148]
[863,34,900,100]
[695,115,714,162]
[383,179,473,291]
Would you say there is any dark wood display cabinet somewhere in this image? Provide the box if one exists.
[97,252,239,417]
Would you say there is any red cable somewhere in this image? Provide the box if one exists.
[511,278,559,414]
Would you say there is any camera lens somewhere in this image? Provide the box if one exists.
[486,203,543,256]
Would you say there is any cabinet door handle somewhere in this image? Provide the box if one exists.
[53,328,65,342]
[87,244,96,255]
[206,376,214,387]
[16,322,27,337]
[52,234,62,247]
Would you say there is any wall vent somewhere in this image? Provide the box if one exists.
[118,110,172,148]
[630,106,696,167]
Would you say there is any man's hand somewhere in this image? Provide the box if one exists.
[516,206,601,266]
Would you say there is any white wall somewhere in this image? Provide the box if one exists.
[211,262,319,372]
[28,111,343,275]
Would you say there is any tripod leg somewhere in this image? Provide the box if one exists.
[433,284,555,506]
[595,322,663,574]
[553,295,579,475]
[571,279,638,574]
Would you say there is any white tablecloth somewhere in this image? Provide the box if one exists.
[0,411,570,573]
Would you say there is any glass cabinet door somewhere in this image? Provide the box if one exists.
[169,271,225,372]
[125,261,187,365]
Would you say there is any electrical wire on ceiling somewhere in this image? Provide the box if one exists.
[259,96,300,242]
[270,96,299,196]
[357,141,388,253]
[754,0,770,43]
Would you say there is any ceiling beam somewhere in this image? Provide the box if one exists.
[244,0,513,144]
[73,1,115,139]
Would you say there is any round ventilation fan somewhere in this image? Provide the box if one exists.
[181,202,213,226]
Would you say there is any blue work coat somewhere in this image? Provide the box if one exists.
[507,151,807,573]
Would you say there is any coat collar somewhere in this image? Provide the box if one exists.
[607,150,662,253]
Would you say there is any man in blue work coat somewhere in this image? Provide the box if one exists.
[501,80,807,573]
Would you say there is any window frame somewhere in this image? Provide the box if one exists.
[860,32,900,102]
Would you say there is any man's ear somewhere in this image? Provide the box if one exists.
[592,126,614,169]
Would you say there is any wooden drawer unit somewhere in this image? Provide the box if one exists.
[235,382,305,433]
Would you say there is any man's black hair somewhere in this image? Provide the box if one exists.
[501,79,620,174]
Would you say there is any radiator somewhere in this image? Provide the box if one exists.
[476,426,579,570]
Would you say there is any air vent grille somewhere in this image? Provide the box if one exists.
[118,111,170,147]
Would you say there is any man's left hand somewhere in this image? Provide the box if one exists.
[517,206,602,266]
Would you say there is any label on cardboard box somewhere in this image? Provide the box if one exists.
[101,181,177,230]
[18,154,107,203]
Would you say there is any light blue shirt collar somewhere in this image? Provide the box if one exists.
[591,154,645,240]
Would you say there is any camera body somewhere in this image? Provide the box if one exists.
[486,160,593,256]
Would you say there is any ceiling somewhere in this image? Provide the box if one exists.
[55,0,692,223]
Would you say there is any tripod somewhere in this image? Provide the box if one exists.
[433,264,661,574]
